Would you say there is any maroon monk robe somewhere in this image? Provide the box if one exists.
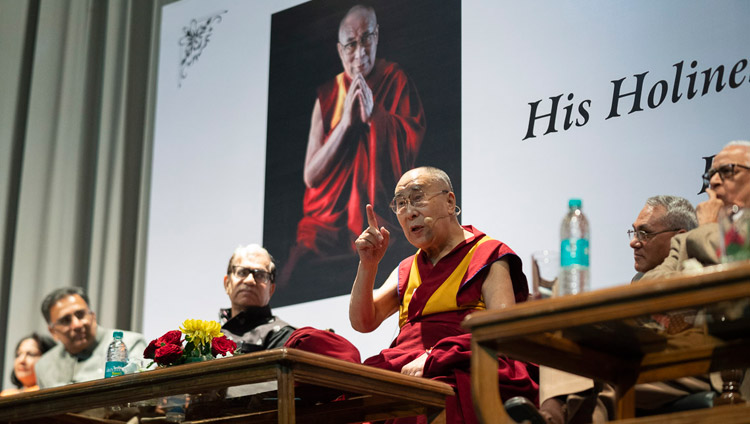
[296,58,426,254]
[286,227,539,424]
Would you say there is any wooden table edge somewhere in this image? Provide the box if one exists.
[0,348,453,422]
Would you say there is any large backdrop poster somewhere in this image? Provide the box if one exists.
[144,0,750,357]
[263,0,461,306]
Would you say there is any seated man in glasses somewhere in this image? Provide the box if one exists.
[220,244,295,353]
[630,195,698,282]
[286,166,538,424]
[519,196,701,423]
[280,4,425,294]
[506,196,711,424]
[36,287,146,388]
[642,141,750,408]
[643,140,750,279]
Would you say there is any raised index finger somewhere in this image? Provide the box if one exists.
[706,188,717,200]
[366,204,379,229]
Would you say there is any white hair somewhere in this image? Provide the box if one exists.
[413,166,454,191]
[338,5,377,41]
[226,244,276,281]
[726,140,750,148]
[645,195,698,231]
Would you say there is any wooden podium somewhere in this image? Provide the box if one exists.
[464,263,750,424]
[0,348,453,424]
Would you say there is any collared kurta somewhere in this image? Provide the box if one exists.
[219,305,295,354]
[35,327,146,389]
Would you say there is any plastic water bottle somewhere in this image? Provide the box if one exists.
[558,199,590,296]
[105,331,128,378]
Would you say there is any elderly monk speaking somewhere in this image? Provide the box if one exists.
[280,4,426,289]
[286,167,538,424]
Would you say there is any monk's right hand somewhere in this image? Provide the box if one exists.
[355,204,390,267]
[341,76,363,128]
[354,74,373,123]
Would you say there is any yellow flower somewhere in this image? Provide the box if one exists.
[180,319,223,348]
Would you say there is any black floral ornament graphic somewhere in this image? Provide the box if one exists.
[178,10,227,86]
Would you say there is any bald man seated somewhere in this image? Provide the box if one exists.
[520,196,703,424]
[219,244,295,353]
[285,166,538,424]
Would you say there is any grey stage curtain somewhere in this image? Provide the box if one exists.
[0,0,158,389]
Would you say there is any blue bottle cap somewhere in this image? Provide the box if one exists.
[568,199,582,208]
[113,331,123,339]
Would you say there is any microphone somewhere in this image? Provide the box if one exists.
[424,215,449,226]
[423,207,460,227]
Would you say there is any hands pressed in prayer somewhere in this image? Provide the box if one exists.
[354,73,374,123]
[343,74,374,127]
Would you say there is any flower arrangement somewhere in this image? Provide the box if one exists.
[723,225,750,261]
[144,319,237,366]
[721,210,750,263]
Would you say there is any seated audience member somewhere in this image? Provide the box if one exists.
[285,166,538,424]
[629,195,698,282]
[509,195,704,423]
[35,287,146,388]
[641,140,750,405]
[219,244,295,353]
[0,333,55,396]
[629,196,714,414]
[642,140,750,279]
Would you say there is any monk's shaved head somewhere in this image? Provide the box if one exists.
[411,166,453,192]
[338,5,377,41]
[336,4,379,78]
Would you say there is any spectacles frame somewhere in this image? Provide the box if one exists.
[51,309,93,330]
[627,228,680,243]
[231,265,273,284]
[339,27,378,55]
[702,163,750,186]
[390,189,450,214]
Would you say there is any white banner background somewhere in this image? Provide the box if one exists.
[145,0,750,358]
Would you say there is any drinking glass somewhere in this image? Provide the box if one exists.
[531,250,559,300]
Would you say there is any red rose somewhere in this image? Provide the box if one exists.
[144,330,183,359]
[725,227,745,247]
[211,336,237,357]
[143,339,159,359]
[160,330,183,346]
[154,344,183,365]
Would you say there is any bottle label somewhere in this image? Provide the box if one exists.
[105,361,127,378]
[560,238,589,267]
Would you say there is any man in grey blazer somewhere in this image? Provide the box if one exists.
[35,287,146,388]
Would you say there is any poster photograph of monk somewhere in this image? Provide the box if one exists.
[264,0,461,306]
